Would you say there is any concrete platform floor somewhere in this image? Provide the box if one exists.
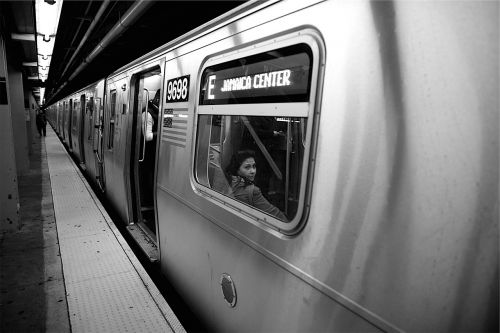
[0,133,70,332]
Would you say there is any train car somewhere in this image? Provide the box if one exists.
[46,0,498,332]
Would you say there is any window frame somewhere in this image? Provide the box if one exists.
[192,29,323,235]
[108,89,117,149]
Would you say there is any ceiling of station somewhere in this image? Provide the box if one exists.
[0,0,247,105]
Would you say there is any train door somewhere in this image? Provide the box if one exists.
[59,102,63,137]
[131,68,161,239]
[55,103,59,134]
[93,96,105,191]
[62,101,66,140]
[79,94,86,165]
[68,98,73,150]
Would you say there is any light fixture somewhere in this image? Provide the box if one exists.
[37,34,55,56]
[40,87,45,104]
[38,55,51,68]
[35,0,63,42]
[35,0,63,102]
[39,66,49,76]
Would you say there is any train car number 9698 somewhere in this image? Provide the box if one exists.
[166,75,190,103]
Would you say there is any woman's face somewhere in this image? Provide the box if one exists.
[237,157,256,181]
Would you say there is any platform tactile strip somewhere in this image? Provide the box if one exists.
[45,127,185,333]
[68,271,172,332]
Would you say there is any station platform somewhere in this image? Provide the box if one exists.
[0,126,185,333]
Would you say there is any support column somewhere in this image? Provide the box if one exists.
[0,36,20,230]
[8,63,29,175]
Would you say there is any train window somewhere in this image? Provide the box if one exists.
[197,115,306,223]
[194,36,322,233]
[108,90,117,149]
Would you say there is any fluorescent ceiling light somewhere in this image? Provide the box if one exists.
[37,35,55,57]
[38,55,51,68]
[35,0,63,40]
[39,67,49,76]
[35,0,63,83]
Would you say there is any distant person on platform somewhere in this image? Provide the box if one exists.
[36,109,47,137]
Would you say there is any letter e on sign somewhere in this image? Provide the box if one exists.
[208,75,216,100]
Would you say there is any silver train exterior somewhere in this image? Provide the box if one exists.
[46,1,498,332]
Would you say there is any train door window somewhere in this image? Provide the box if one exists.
[194,32,322,234]
[72,100,78,131]
[88,97,94,140]
[108,90,117,149]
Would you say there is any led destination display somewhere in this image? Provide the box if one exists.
[200,44,312,105]
[216,69,292,93]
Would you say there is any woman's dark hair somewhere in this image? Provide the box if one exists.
[225,149,256,178]
[152,89,160,106]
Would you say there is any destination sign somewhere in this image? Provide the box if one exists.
[216,69,292,94]
[200,44,312,105]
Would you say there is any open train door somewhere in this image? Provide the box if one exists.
[79,94,86,166]
[68,98,73,151]
[129,67,162,247]
[93,96,105,191]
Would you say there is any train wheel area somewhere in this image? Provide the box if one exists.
[0,126,186,333]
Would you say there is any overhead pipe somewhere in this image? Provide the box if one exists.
[51,0,154,101]
[68,0,154,81]
[59,0,111,80]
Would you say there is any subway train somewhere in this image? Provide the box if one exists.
[45,0,498,332]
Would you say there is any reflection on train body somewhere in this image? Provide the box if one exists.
[45,1,498,332]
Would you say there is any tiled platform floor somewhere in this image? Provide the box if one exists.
[1,126,185,333]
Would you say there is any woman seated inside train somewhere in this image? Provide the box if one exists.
[225,149,287,221]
